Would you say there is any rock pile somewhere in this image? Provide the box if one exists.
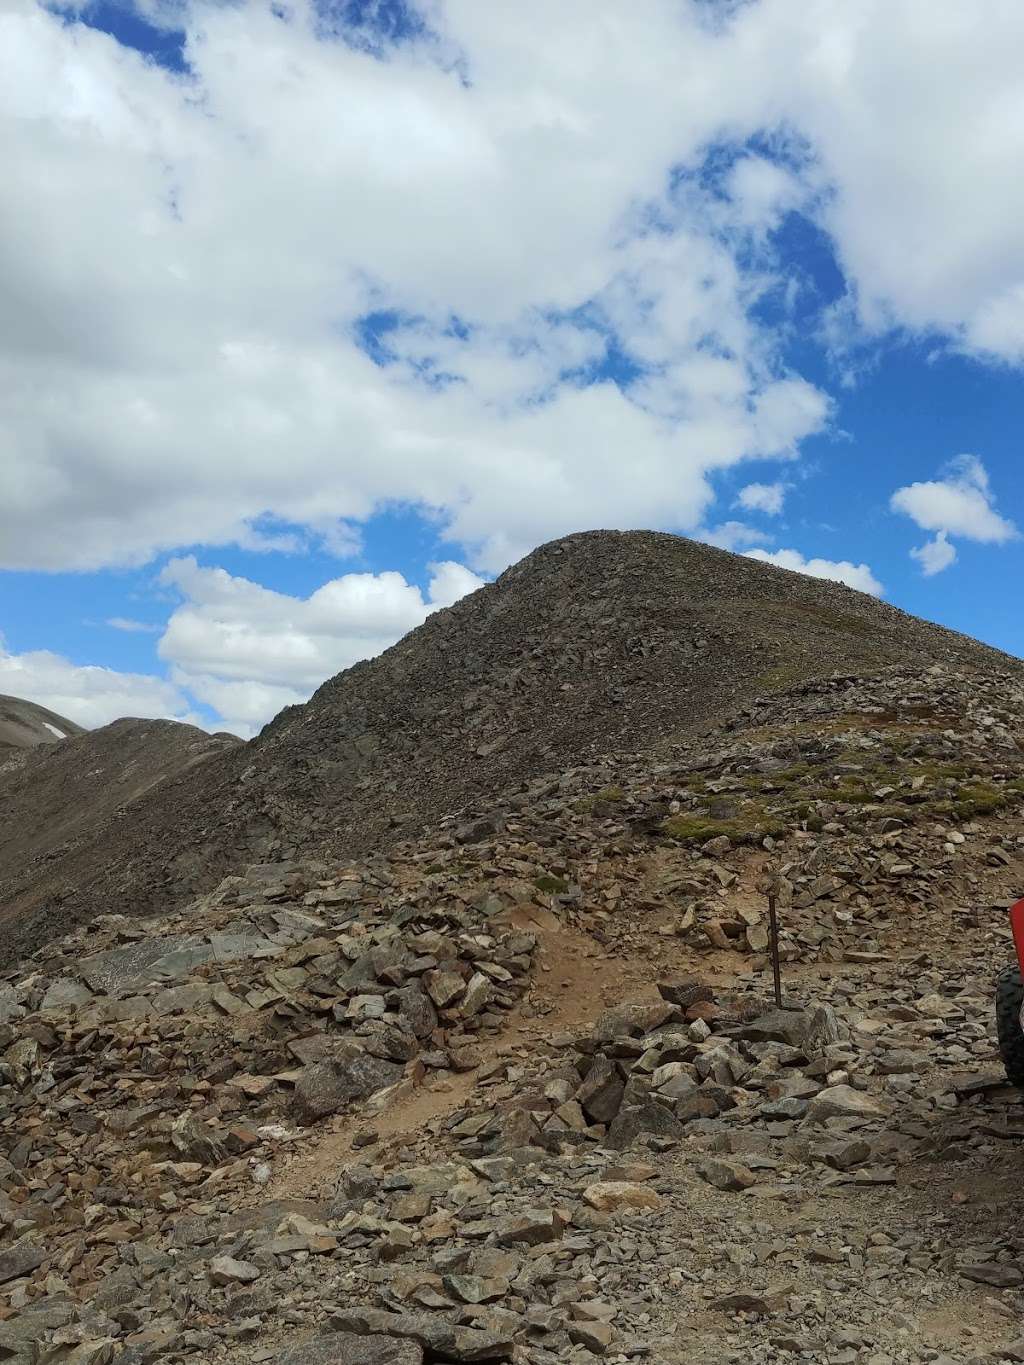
[0,858,536,1354]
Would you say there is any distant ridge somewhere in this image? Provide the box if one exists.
[0,714,241,961]
[0,694,85,752]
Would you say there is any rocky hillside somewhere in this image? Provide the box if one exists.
[3,663,1024,1365]
[0,717,241,954]
[0,532,1018,966]
[0,694,84,752]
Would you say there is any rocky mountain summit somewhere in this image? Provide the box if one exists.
[3,659,1024,1365]
[1,531,1019,967]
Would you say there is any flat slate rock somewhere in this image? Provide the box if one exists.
[78,938,194,994]
[276,1333,423,1364]
[0,1240,44,1285]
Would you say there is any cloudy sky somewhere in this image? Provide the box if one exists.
[2,0,1022,736]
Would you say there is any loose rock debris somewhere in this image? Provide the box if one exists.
[3,663,1024,1362]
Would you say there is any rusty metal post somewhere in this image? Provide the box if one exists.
[767,890,783,1008]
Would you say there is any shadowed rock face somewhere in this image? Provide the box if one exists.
[0,529,1019,963]
[0,695,84,752]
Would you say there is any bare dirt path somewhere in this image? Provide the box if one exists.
[263,906,738,1202]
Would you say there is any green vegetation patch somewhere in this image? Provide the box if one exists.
[535,873,569,895]
[752,665,806,692]
[574,783,627,814]
[774,763,813,782]
[952,782,1007,818]
[661,805,786,846]
[908,760,974,781]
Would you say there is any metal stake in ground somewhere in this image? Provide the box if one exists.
[767,890,783,1008]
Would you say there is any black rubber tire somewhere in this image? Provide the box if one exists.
[995,963,1024,1088]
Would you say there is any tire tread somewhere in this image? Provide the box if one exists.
[995,963,1024,1088]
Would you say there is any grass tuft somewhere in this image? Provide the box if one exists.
[661,806,785,846]
[535,873,569,894]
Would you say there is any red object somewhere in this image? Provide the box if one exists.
[1010,897,1024,976]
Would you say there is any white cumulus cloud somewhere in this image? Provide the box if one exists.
[891,456,1016,544]
[736,482,786,516]
[726,155,805,238]
[698,521,772,552]
[744,547,884,596]
[7,0,1024,581]
[0,0,840,576]
[909,530,958,578]
[728,1,1024,362]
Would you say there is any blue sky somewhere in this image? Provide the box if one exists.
[1,0,1022,734]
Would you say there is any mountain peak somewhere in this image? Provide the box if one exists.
[0,533,1017,965]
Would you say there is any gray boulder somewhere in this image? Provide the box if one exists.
[293,1046,403,1120]
[576,1055,624,1123]
[394,985,438,1038]
[606,1101,686,1150]
[805,1085,887,1123]
[0,1239,44,1285]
